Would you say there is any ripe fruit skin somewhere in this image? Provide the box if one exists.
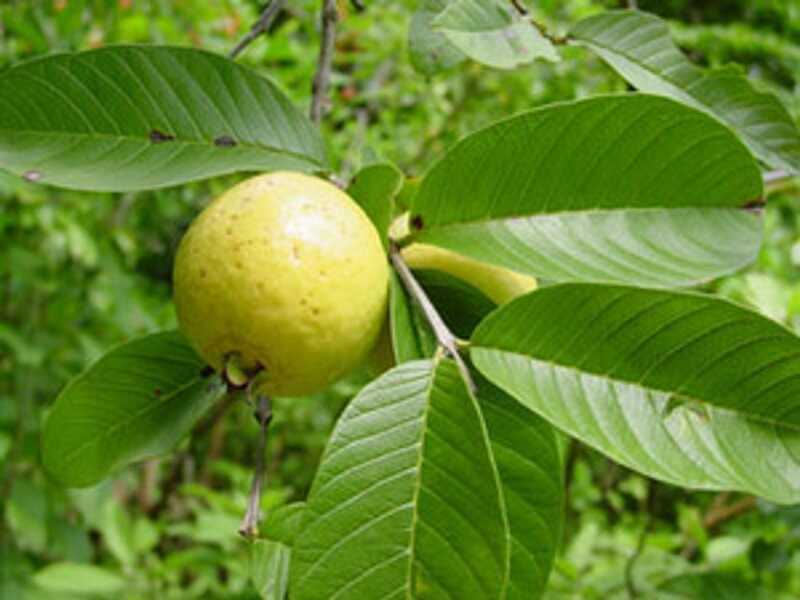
[400,244,537,305]
[173,172,389,397]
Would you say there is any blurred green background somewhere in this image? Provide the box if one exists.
[1,0,799,598]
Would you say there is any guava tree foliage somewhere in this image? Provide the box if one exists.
[2,3,800,599]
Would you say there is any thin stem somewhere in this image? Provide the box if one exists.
[625,483,654,598]
[239,393,272,539]
[310,0,338,124]
[229,0,286,60]
[390,244,477,394]
[510,0,528,15]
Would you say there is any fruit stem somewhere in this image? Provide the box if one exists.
[389,244,477,395]
[238,392,272,539]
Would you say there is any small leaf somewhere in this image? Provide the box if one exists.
[251,540,291,600]
[571,10,800,174]
[471,284,800,503]
[411,94,763,287]
[42,331,224,487]
[389,271,438,363]
[261,502,306,546]
[409,1,466,75]
[290,360,509,599]
[389,267,497,364]
[347,162,404,250]
[433,0,558,69]
[33,563,127,596]
[0,46,326,191]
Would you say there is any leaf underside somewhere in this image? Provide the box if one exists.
[472,284,800,504]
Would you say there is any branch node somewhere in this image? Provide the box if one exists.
[389,244,477,395]
[229,0,286,60]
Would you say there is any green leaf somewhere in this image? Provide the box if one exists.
[0,46,326,191]
[389,271,438,364]
[347,162,404,250]
[6,480,48,554]
[261,502,306,546]
[409,1,466,76]
[471,284,800,503]
[32,563,126,596]
[42,331,224,487]
[477,379,563,599]
[290,360,509,599]
[571,10,800,175]
[411,94,763,287]
[251,540,291,600]
[659,572,768,599]
[433,0,558,69]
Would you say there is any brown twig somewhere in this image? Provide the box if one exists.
[510,0,528,15]
[310,0,338,124]
[703,495,757,530]
[239,394,272,539]
[390,244,477,394]
[229,0,286,59]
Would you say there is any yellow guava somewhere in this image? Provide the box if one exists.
[400,244,537,305]
[173,171,389,397]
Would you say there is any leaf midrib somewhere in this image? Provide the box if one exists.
[412,205,756,233]
[0,127,324,167]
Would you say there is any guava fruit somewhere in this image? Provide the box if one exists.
[400,243,537,305]
[173,171,389,397]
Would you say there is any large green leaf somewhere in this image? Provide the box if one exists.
[42,331,224,487]
[0,46,326,191]
[411,94,763,287]
[471,285,800,503]
[477,379,563,600]
[571,10,800,175]
[290,360,509,599]
[432,0,558,70]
